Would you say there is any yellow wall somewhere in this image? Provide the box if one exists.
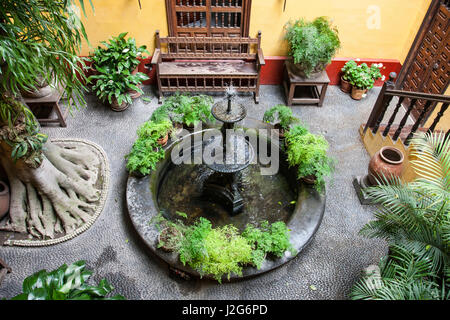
[78,0,430,63]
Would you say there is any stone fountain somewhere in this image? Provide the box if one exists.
[126,89,326,280]
[202,86,255,215]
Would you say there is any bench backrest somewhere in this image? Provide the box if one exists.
[155,30,261,60]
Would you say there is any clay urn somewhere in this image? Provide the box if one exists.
[368,146,404,186]
[0,181,10,220]
[340,76,352,93]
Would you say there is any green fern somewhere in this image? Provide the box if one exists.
[351,132,450,300]
[262,105,299,131]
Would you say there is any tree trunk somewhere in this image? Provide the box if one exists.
[0,139,102,239]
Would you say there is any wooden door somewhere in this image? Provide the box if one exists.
[165,0,252,37]
[397,0,449,122]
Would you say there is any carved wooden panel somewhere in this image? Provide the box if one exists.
[166,0,251,37]
[401,1,449,122]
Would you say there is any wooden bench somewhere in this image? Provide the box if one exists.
[151,30,265,104]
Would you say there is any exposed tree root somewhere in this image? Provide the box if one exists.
[0,140,103,239]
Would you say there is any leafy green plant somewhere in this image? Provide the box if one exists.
[10,260,125,300]
[153,215,295,282]
[285,124,334,192]
[350,132,449,300]
[263,105,299,132]
[137,119,173,140]
[347,63,375,90]
[90,32,149,73]
[242,221,296,269]
[89,66,148,105]
[284,17,340,77]
[341,60,358,81]
[162,93,214,126]
[369,63,384,81]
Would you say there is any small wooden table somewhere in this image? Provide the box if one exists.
[23,86,68,127]
[283,61,330,107]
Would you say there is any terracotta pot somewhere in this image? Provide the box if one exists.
[127,67,143,99]
[110,96,130,112]
[302,175,317,185]
[340,76,352,93]
[351,87,366,100]
[0,181,10,220]
[290,61,329,79]
[368,146,404,185]
[157,133,169,147]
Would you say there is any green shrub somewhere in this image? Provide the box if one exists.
[162,93,214,126]
[242,221,296,269]
[341,60,358,81]
[263,105,299,131]
[154,215,295,282]
[350,132,450,300]
[284,17,340,77]
[90,32,148,73]
[285,125,334,192]
[11,260,125,300]
[89,67,148,105]
[125,120,170,176]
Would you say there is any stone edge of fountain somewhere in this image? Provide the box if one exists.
[125,121,326,281]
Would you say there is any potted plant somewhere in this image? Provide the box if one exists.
[348,63,375,100]
[164,93,214,130]
[263,105,299,138]
[284,125,334,192]
[89,66,148,111]
[340,60,357,93]
[137,119,173,147]
[284,17,340,78]
[368,63,385,89]
[89,32,149,98]
[125,138,165,177]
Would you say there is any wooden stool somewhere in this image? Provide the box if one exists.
[23,86,68,127]
[283,61,330,107]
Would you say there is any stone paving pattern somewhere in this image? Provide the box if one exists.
[0,85,387,299]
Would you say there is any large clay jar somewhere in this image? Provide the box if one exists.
[0,181,10,220]
[368,146,404,186]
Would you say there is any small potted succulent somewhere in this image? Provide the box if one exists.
[340,60,357,93]
[348,63,375,100]
[263,105,299,138]
[284,17,340,78]
[285,125,334,192]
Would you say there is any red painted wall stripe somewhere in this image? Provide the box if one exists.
[84,56,401,87]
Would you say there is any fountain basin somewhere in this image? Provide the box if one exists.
[126,120,326,281]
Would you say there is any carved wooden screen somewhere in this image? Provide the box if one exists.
[165,0,252,37]
[398,0,449,121]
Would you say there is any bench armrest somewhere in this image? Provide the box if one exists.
[151,49,161,65]
[257,48,265,66]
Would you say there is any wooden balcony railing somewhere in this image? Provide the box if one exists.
[363,72,450,146]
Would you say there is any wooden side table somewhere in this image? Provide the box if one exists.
[23,86,68,127]
[283,61,330,107]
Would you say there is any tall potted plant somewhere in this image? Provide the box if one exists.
[284,17,340,78]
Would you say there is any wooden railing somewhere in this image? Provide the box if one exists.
[363,72,450,146]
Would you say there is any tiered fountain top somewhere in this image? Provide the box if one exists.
[205,86,254,174]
